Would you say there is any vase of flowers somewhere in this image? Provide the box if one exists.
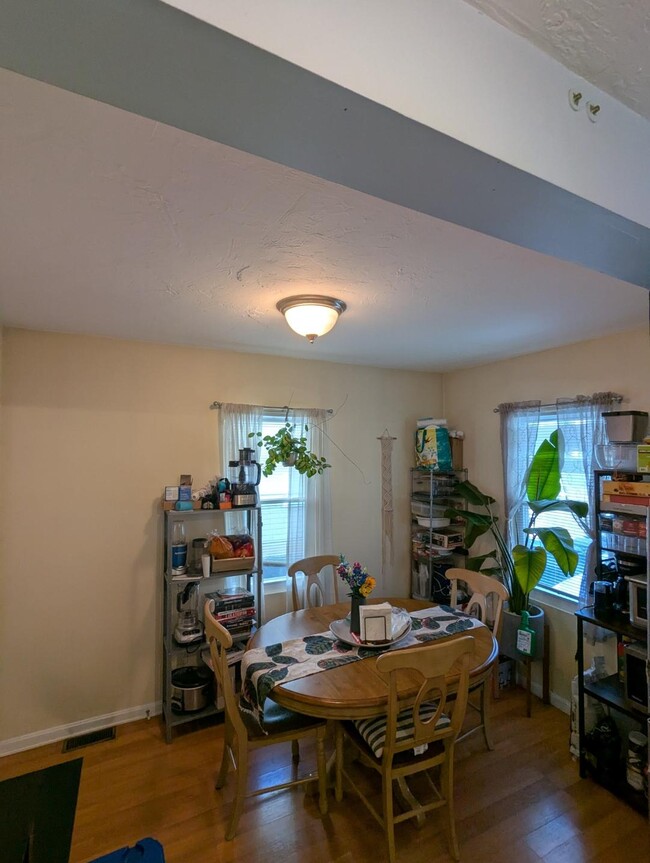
[337,556,376,635]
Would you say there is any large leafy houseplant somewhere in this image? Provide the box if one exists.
[248,423,330,478]
[449,429,589,614]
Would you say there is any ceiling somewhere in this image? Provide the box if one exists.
[464,0,650,121]
[0,1,648,373]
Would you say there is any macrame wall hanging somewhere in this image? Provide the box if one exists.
[378,429,397,580]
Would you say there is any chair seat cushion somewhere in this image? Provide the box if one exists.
[353,702,450,758]
[240,698,324,737]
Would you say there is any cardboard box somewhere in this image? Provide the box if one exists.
[602,480,650,497]
[428,527,464,548]
[450,437,464,470]
[637,445,650,472]
[602,494,650,507]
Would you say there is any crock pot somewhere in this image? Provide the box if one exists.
[171,665,212,713]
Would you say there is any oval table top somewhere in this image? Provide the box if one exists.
[248,598,498,720]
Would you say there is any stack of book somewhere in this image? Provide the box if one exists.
[206,586,256,640]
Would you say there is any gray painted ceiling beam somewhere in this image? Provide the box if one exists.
[2,0,648,288]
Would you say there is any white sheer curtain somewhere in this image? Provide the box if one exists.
[499,400,541,548]
[562,393,623,606]
[219,401,264,535]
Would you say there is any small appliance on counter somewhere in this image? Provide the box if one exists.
[174,583,204,644]
[228,447,261,507]
[170,665,212,713]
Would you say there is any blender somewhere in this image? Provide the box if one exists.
[174,583,204,644]
[228,447,261,507]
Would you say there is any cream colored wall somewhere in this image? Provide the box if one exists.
[0,328,441,743]
[442,327,650,705]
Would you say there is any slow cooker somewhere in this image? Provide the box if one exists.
[171,665,212,713]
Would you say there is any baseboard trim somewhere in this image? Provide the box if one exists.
[0,702,162,758]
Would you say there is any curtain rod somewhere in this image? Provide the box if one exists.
[493,393,623,413]
[210,401,333,414]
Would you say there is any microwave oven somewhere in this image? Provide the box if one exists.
[624,641,648,714]
[627,575,648,629]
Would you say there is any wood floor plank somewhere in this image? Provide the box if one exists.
[1,689,647,863]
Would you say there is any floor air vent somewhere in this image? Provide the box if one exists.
[62,726,116,752]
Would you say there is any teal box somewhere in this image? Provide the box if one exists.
[178,485,192,501]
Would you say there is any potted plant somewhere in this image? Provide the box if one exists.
[248,423,330,478]
[447,429,589,658]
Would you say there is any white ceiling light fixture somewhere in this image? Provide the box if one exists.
[276,295,347,343]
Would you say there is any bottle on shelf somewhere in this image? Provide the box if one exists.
[171,520,188,574]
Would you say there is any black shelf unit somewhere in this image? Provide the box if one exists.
[575,467,649,816]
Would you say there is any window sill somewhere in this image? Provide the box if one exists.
[263,577,287,596]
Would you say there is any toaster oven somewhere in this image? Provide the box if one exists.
[624,641,649,714]
[627,575,648,629]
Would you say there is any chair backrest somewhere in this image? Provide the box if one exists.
[445,568,509,637]
[204,599,247,740]
[288,555,341,610]
[376,636,475,760]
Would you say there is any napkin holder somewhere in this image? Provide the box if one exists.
[360,603,392,644]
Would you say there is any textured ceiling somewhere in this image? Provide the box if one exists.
[1,68,646,372]
[464,0,650,120]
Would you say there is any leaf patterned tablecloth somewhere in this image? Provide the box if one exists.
[240,605,484,731]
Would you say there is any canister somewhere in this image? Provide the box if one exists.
[626,731,648,793]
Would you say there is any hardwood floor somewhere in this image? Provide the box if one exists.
[1,689,647,862]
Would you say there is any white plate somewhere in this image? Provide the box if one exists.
[417,516,451,528]
[329,607,412,648]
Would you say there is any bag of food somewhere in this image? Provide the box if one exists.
[209,532,234,559]
[229,534,255,558]
[415,425,452,470]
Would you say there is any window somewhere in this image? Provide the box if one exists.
[512,409,591,600]
[220,403,332,583]
[258,414,307,581]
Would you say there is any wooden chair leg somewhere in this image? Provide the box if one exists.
[291,739,300,764]
[316,727,328,815]
[216,723,232,789]
[334,724,344,803]
[382,775,396,863]
[441,745,460,861]
[225,736,248,841]
[479,681,495,751]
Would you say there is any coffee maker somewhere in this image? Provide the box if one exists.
[174,583,204,644]
[228,447,261,507]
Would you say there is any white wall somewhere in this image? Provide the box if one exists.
[167,0,650,228]
[442,327,650,704]
[0,328,441,746]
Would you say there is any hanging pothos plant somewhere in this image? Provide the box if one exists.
[248,423,330,477]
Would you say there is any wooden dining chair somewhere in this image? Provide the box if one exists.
[334,635,475,863]
[445,568,509,750]
[288,554,340,610]
[204,600,328,839]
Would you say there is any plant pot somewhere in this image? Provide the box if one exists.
[499,605,545,662]
[350,594,367,635]
[282,454,297,467]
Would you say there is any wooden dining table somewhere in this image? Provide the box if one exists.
[247,597,499,721]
